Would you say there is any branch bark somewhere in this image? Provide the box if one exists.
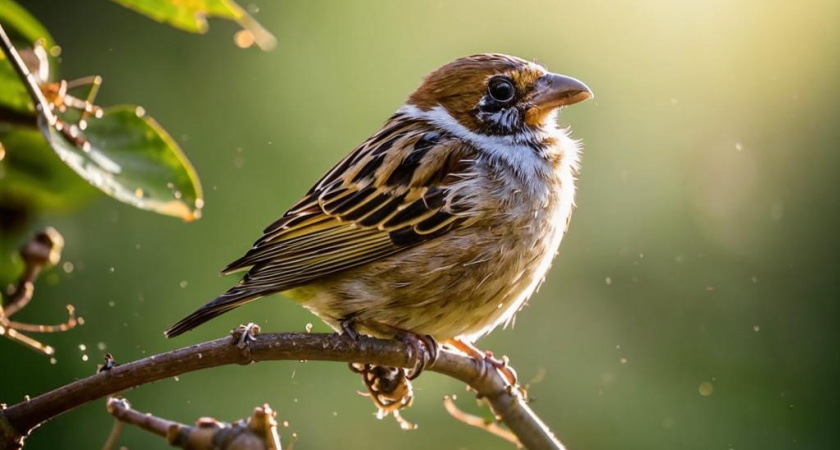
[0,332,566,450]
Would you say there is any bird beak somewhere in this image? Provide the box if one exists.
[530,73,594,110]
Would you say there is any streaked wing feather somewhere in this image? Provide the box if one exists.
[221,113,477,292]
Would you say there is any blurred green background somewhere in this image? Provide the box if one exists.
[3,0,839,448]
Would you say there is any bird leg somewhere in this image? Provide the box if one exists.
[446,338,518,387]
[340,315,361,341]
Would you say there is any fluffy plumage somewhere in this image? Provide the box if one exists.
[165,54,592,342]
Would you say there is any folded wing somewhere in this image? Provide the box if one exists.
[165,115,478,337]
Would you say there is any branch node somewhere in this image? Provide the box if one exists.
[107,396,284,450]
[231,323,261,364]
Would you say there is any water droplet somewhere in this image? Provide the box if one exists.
[620,357,628,364]
[179,280,188,288]
[605,276,612,286]
[174,376,180,382]
[735,142,744,151]
[234,30,256,48]
[109,267,115,273]
[135,106,146,117]
[82,354,89,362]
[78,344,87,351]
[50,358,57,365]
[305,323,313,333]
[62,262,74,273]
[108,301,115,307]
[753,325,760,332]
[699,382,714,396]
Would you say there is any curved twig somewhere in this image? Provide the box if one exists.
[443,395,522,448]
[0,332,566,450]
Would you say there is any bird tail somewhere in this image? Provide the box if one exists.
[164,286,264,338]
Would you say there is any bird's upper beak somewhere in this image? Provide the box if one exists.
[524,72,593,126]
[531,73,594,110]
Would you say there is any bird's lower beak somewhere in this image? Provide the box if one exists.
[531,73,594,110]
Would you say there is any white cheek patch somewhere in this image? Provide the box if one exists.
[396,104,578,195]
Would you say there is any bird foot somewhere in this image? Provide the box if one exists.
[446,338,518,387]
[339,317,437,379]
[396,331,438,380]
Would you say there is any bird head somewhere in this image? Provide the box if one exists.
[407,54,593,138]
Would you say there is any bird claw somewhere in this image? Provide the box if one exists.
[396,332,438,380]
[340,317,437,379]
[482,351,518,387]
[340,316,361,341]
[446,338,519,387]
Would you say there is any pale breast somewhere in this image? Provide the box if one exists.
[297,140,577,342]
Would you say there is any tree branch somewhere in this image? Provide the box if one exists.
[0,332,566,450]
[105,397,285,450]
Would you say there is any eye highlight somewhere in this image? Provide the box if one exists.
[487,77,515,103]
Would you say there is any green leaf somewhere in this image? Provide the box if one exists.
[0,0,55,115]
[0,56,31,114]
[0,0,55,48]
[109,0,276,50]
[0,129,96,213]
[38,106,204,221]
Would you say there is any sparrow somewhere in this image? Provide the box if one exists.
[165,54,593,374]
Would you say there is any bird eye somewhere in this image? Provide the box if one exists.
[488,77,515,103]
